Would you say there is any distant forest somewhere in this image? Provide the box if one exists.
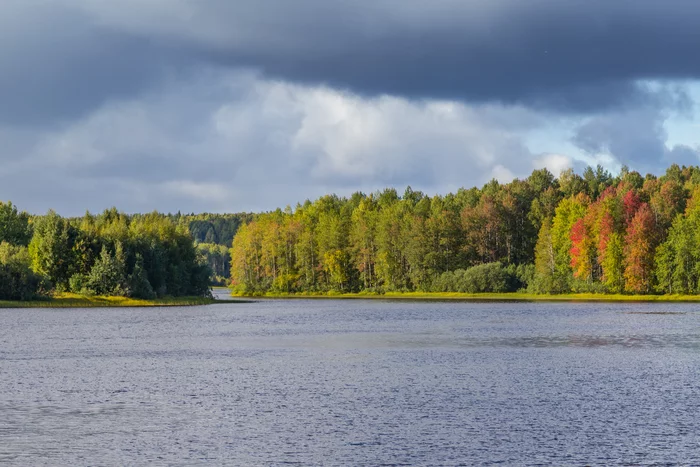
[0,207,251,300]
[6,163,700,300]
[171,213,254,285]
[230,164,700,295]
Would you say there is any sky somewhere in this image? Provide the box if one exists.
[2,0,700,215]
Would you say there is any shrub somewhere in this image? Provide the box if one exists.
[69,273,91,295]
[432,262,520,294]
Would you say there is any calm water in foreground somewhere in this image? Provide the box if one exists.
[1,296,700,465]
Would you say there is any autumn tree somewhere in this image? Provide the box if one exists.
[624,203,657,294]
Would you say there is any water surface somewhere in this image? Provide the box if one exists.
[1,299,699,465]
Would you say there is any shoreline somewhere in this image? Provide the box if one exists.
[231,291,700,303]
[9,290,700,307]
[0,293,249,309]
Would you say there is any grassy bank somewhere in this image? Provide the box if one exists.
[0,293,221,309]
[231,291,700,302]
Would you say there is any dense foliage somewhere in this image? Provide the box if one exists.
[0,203,211,301]
[6,163,700,299]
[0,202,42,300]
[179,213,254,246]
[230,164,700,295]
[0,201,31,246]
[0,241,43,300]
[196,243,231,285]
[174,213,251,284]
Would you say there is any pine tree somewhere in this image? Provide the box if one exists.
[128,254,155,299]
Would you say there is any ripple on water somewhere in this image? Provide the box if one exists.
[1,300,700,465]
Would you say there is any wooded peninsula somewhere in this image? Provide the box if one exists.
[0,207,248,303]
[4,164,700,304]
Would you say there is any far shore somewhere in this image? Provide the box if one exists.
[8,290,699,308]
[231,291,700,303]
[0,292,251,309]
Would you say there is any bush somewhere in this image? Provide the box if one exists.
[462,263,509,293]
[432,271,457,292]
[571,278,607,294]
[528,271,571,295]
[432,262,521,293]
[508,263,534,292]
[69,273,92,295]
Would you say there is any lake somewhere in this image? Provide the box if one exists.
[1,299,700,465]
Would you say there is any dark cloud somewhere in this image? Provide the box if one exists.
[110,0,700,112]
[1,0,699,215]
[0,0,693,119]
[1,0,698,124]
[0,2,192,126]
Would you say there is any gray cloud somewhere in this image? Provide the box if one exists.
[571,86,699,173]
[0,0,698,215]
[0,71,559,215]
[0,0,698,123]
[0,1,194,126]
[59,0,700,112]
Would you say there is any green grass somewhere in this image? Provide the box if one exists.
[231,291,700,302]
[0,293,221,309]
[8,289,698,307]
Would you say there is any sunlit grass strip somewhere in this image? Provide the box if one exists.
[0,293,218,309]
[232,291,700,302]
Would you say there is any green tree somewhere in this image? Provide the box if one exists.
[531,219,567,293]
[0,201,31,246]
[351,197,379,289]
[29,211,79,290]
[532,195,587,293]
[128,254,156,299]
[85,244,128,296]
[601,233,625,293]
[0,242,42,300]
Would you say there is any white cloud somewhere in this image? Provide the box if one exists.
[491,165,516,183]
[533,154,573,176]
[0,70,561,214]
[160,180,229,202]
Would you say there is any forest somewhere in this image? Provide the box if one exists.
[230,164,700,296]
[0,206,213,300]
[171,213,252,285]
[6,163,700,301]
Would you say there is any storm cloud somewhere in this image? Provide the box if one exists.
[0,1,699,214]
[4,0,700,117]
[62,0,700,111]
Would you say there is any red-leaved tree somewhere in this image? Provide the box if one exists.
[624,203,656,293]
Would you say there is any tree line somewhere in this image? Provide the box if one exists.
[230,164,700,295]
[172,213,252,285]
[0,205,211,300]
